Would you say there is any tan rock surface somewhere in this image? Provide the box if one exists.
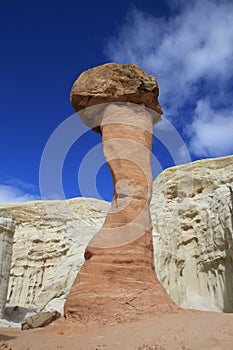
[71,63,162,132]
[71,63,163,114]
[65,64,177,324]
[151,155,233,312]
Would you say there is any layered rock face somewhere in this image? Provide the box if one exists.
[65,106,177,323]
[0,199,109,314]
[64,64,176,323]
[0,156,232,317]
[0,218,15,318]
[64,63,177,323]
[151,155,233,312]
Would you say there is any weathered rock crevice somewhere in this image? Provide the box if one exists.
[151,155,233,312]
[0,217,15,318]
[0,199,109,315]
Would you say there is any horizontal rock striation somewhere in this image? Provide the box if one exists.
[64,105,176,324]
[64,63,177,324]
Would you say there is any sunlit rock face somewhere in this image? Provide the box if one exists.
[0,217,15,318]
[65,63,177,325]
[1,155,232,317]
[151,155,233,312]
[71,63,163,115]
[1,198,109,315]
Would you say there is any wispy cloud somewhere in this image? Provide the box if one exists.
[105,0,233,158]
[188,98,233,157]
[0,179,40,202]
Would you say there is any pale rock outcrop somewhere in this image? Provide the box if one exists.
[0,198,109,315]
[0,218,15,318]
[151,155,233,312]
[0,156,232,317]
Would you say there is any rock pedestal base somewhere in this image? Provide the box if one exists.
[64,104,177,324]
[64,232,177,324]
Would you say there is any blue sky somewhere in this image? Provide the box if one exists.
[0,0,233,202]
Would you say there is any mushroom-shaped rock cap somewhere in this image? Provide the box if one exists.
[71,63,163,131]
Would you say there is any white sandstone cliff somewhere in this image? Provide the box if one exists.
[151,155,233,312]
[0,155,232,315]
[0,198,109,314]
[0,218,15,317]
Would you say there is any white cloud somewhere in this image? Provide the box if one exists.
[105,0,233,157]
[188,99,233,157]
[0,183,39,202]
[106,1,233,101]
[4,178,37,192]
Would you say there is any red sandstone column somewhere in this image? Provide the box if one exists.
[64,64,177,324]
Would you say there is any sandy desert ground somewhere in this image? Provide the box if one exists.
[1,309,233,350]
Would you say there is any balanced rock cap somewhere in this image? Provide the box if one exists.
[70,63,163,131]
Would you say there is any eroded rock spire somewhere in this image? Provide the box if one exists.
[64,63,177,324]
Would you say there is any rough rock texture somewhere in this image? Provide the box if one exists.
[0,198,109,315]
[71,63,162,113]
[0,156,232,318]
[0,218,15,318]
[65,63,176,325]
[71,63,162,132]
[21,310,61,330]
[151,155,233,312]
